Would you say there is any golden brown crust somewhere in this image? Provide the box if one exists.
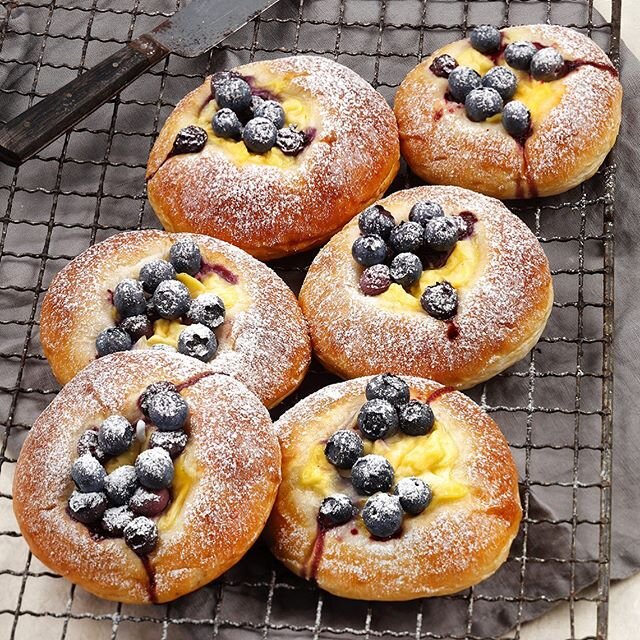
[40,230,311,408]
[299,186,553,388]
[146,56,400,260]
[13,350,281,604]
[394,25,622,199]
[265,376,521,600]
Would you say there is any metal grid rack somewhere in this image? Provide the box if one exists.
[0,0,619,638]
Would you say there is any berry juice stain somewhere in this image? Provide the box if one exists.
[141,555,158,603]
[446,319,460,340]
[197,262,238,284]
[456,211,477,240]
[426,386,455,404]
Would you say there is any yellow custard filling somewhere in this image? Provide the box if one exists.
[373,235,479,314]
[197,75,315,168]
[98,423,199,533]
[299,423,468,508]
[438,42,566,128]
[105,440,142,473]
[157,454,199,533]
[146,272,249,349]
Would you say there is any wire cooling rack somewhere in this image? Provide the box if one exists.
[0,1,619,639]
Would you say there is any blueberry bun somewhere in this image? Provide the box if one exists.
[299,186,553,389]
[265,374,521,600]
[146,56,400,259]
[40,230,311,408]
[394,24,622,199]
[13,350,281,604]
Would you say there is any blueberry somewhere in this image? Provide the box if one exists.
[275,125,307,155]
[135,447,174,490]
[318,494,355,528]
[68,490,108,524]
[358,205,396,241]
[151,280,191,320]
[214,76,252,111]
[390,253,422,288]
[253,99,285,128]
[429,54,458,78]
[502,100,531,139]
[149,430,188,459]
[172,125,208,155]
[423,216,459,252]
[482,66,517,101]
[358,399,399,441]
[530,47,565,81]
[351,454,394,495]
[361,493,403,538]
[210,70,240,96]
[398,400,435,436]
[469,25,502,54]
[389,221,424,255]
[359,264,391,296]
[504,41,538,71]
[129,486,171,517]
[242,117,277,153]
[140,381,178,416]
[420,281,458,320]
[71,453,106,493]
[366,373,411,407]
[96,327,133,358]
[394,477,432,515]
[139,260,176,293]
[123,516,158,555]
[212,107,243,140]
[464,87,504,122]
[101,505,134,536]
[409,200,444,226]
[448,66,482,102]
[186,293,225,329]
[169,239,202,276]
[177,323,218,362]
[324,430,364,469]
[77,429,105,462]
[113,279,146,318]
[352,234,387,267]
[98,415,133,457]
[104,464,138,506]
[147,390,188,431]
[118,315,151,341]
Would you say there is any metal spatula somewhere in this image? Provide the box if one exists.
[0,0,281,167]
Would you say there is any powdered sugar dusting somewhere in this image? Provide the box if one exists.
[40,229,311,408]
[146,56,399,257]
[300,186,553,389]
[394,24,621,199]
[266,376,521,599]
[13,350,280,603]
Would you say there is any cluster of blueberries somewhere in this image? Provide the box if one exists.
[172,71,309,157]
[318,374,436,539]
[67,381,190,555]
[430,25,568,138]
[96,239,225,363]
[353,201,470,321]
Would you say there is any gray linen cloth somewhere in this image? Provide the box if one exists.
[0,1,638,638]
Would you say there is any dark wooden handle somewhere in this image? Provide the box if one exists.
[0,36,168,167]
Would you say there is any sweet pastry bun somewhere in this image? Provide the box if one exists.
[13,350,281,604]
[265,375,522,600]
[394,24,622,199]
[146,55,400,259]
[299,185,553,388]
[40,229,310,408]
